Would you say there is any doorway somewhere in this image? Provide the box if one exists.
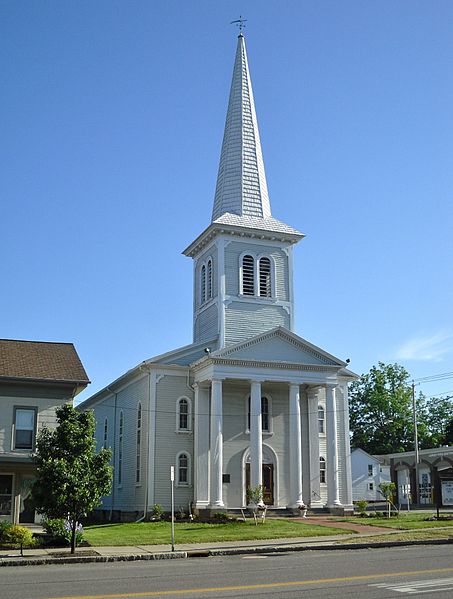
[245,463,274,505]
[0,474,14,522]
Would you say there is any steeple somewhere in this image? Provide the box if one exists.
[212,34,271,222]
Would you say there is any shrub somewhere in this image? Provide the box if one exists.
[150,504,164,521]
[212,511,229,523]
[43,518,84,547]
[3,525,34,548]
[354,500,368,517]
[0,521,13,543]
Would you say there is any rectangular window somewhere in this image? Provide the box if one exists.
[14,408,36,450]
[368,464,373,477]
[369,483,374,491]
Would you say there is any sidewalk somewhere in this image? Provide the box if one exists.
[1,519,452,567]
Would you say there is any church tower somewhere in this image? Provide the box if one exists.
[183,34,304,349]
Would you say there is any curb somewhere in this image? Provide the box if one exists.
[1,537,452,566]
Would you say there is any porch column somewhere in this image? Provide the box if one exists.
[194,384,210,508]
[210,378,224,508]
[250,380,263,494]
[289,383,303,507]
[338,383,353,508]
[307,386,322,507]
[326,383,341,507]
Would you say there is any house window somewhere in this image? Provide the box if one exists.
[259,257,271,297]
[368,464,373,477]
[319,457,326,484]
[136,403,142,484]
[206,259,212,300]
[177,397,191,432]
[242,255,255,295]
[177,452,191,486]
[14,408,36,450]
[201,264,206,304]
[118,411,124,486]
[318,405,325,434]
[103,418,108,449]
[369,483,374,491]
[247,396,271,433]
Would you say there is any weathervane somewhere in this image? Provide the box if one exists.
[231,15,247,34]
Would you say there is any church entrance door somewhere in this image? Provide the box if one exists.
[245,463,274,506]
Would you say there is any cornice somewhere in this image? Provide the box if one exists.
[191,357,341,373]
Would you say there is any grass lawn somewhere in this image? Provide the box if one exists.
[337,512,453,530]
[84,518,352,547]
[339,529,453,544]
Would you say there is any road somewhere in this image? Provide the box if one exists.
[1,545,453,598]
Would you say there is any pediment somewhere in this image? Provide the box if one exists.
[212,327,345,367]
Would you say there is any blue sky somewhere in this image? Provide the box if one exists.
[2,1,452,403]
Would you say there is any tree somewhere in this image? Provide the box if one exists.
[378,482,397,518]
[32,404,112,554]
[419,395,453,448]
[349,362,415,454]
[442,416,453,446]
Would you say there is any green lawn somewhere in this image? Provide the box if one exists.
[338,513,453,530]
[84,518,351,547]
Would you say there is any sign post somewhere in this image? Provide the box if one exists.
[170,466,175,552]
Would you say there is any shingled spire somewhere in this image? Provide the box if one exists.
[212,34,271,222]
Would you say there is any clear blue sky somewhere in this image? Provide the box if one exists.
[2,1,452,404]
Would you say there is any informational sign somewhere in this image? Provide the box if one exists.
[170,466,174,482]
[441,479,453,506]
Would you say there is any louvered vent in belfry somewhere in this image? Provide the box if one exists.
[242,255,255,295]
[259,257,271,297]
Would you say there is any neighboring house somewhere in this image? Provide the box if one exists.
[351,448,391,502]
[80,33,356,520]
[0,339,89,523]
[377,446,453,507]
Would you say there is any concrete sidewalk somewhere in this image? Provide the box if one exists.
[1,523,452,566]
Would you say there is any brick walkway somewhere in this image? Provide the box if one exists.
[293,516,393,534]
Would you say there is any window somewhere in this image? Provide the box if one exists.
[118,411,124,486]
[318,405,325,434]
[177,397,191,432]
[259,257,271,297]
[201,264,206,304]
[206,259,212,300]
[368,464,373,477]
[177,452,191,486]
[14,408,36,450]
[368,483,374,491]
[136,403,142,484]
[242,255,255,295]
[247,396,271,433]
[319,457,326,484]
[103,418,108,449]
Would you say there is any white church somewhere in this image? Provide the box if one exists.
[80,33,355,519]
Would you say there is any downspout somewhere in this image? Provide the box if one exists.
[136,364,151,522]
[109,389,118,522]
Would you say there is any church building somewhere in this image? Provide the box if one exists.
[80,33,355,518]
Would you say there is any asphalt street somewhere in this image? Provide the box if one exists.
[1,544,453,599]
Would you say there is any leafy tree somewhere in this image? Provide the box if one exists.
[419,395,453,448]
[32,404,112,554]
[442,415,453,446]
[349,362,415,454]
[378,482,397,518]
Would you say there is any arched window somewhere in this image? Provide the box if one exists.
[259,257,271,297]
[118,411,124,486]
[206,259,212,300]
[177,397,191,432]
[136,403,142,484]
[247,396,271,433]
[242,255,255,295]
[200,264,206,304]
[319,456,326,484]
[103,417,108,449]
[177,452,191,486]
[318,405,325,434]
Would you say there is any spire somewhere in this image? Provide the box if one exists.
[212,34,271,222]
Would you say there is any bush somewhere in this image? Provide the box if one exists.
[354,500,368,517]
[43,518,84,547]
[150,504,164,521]
[0,521,13,543]
[3,525,34,548]
[212,511,230,523]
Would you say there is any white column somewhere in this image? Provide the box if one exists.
[250,380,263,495]
[326,384,341,507]
[339,383,353,508]
[289,383,303,507]
[307,387,322,507]
[210,379,224,508]
[194,384,210,509]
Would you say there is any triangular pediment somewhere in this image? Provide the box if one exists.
[211,327,346,367]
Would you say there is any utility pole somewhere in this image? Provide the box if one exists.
[412,381,420,506]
